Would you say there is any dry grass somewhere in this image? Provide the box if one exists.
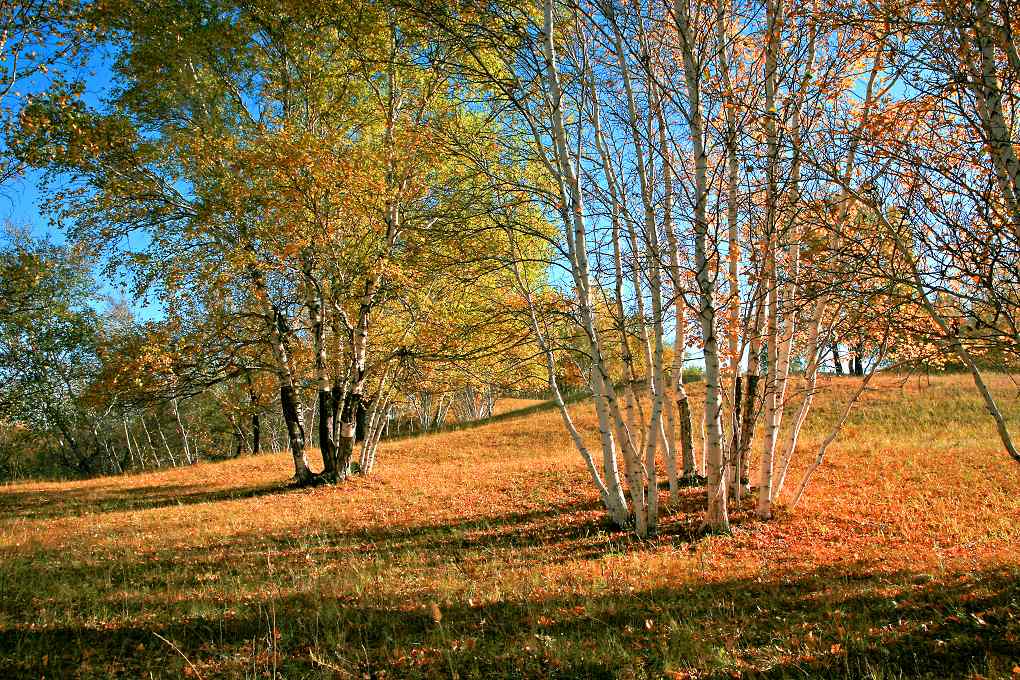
[1,374,1019,678]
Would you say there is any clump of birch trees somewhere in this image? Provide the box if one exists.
[424,0,1020,535]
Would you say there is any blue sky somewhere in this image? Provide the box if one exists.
[3,40,117,238]
[0,44,165,317]
[4,168,49,237]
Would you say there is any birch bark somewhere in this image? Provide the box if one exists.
[672,0,729,530]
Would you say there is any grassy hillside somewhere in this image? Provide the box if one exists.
[2,374,1019,678]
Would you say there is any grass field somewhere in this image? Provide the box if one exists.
[2,374,1020,679]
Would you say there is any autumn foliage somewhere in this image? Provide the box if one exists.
[1,0,1019,676]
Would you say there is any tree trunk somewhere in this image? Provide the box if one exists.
[672,0,728,531]
[123,418,138,470]
[251,409,260,456]
[171,398,192,464]
[140,415,165,467]
[739,372,759,489]
[360,365,394,473]
[881,205,1020,463]
[653,77,690,495]
[512,249,631,529]
[774,302,825,499]
[964,0,1020,233]
[330,377,346,446]
[790,340,886,509]
[156,417,177,466]
[757,0,786,522]
[303,258,336,479]
[590,65,642,472]
[356,397,370,442]
[539,0,635,532]
[279,377,311,482]
[336,390,358,475]
[611,13,670,535]
[129,421,151,469]
[758,250,780,520]
[252,264,312,484]
[318,389,335,475]
[729,375,743,499]
[273,319,312,483]
[717,0,743,500]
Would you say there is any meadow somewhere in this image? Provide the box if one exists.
[2,373,1019,679]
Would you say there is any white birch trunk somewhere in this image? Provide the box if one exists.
[511,250,631,528]
[966,0,1020,232]
[171,398,192,464]
[716,0,744,498]
[541,0,648,533]
[773,301,825,498]
[672,0,729,530]
[757,0,784,521]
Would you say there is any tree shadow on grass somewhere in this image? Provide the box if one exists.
[1,563,1017,679]
[4,466,1015,678]
[0,497,648,602]
[0,490,757,645]
[0,479,295,520]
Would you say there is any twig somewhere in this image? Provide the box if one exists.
[153,632,203,680]
[789,333,894,510]
[308,651,354,677]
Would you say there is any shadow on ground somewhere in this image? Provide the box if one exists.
[0,479,294,520]
[2,561,1017,679]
